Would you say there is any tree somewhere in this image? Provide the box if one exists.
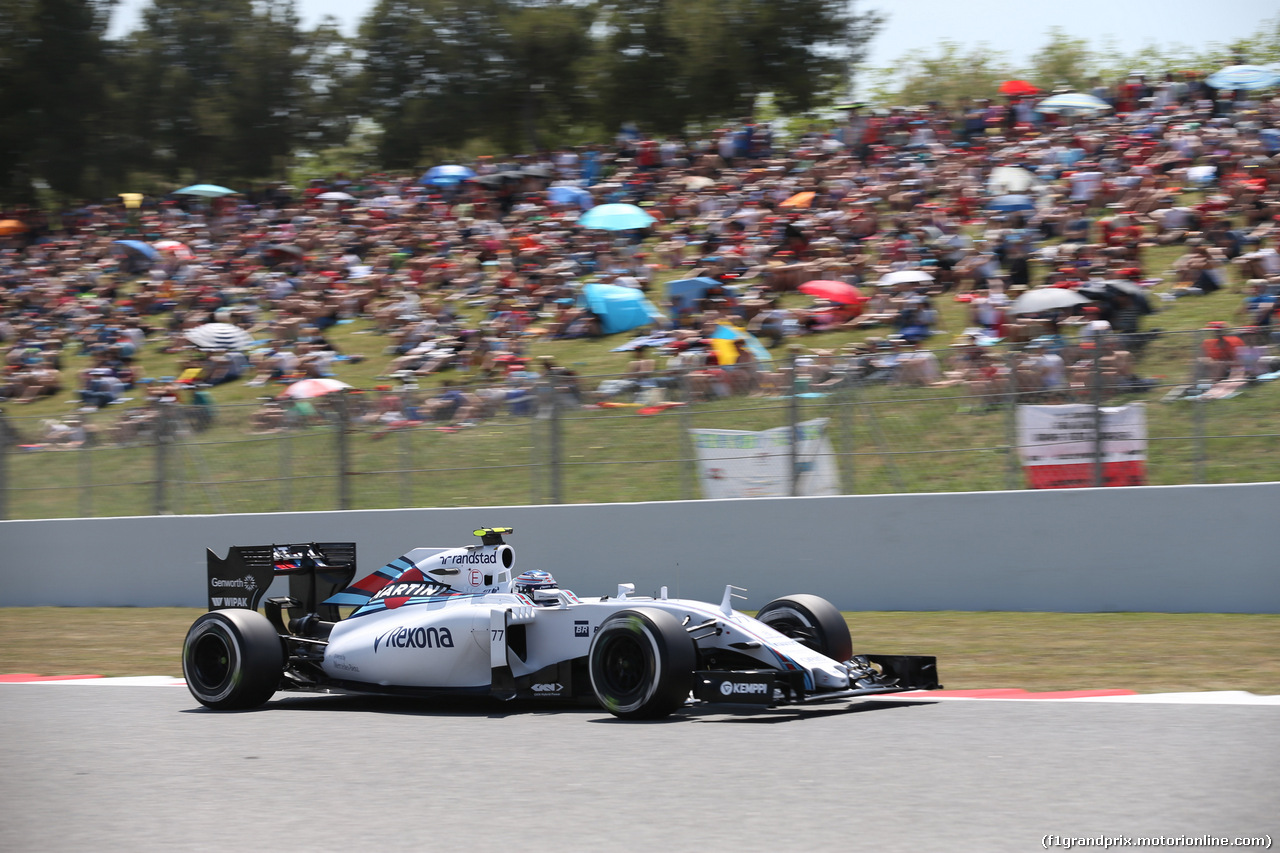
[359,0,512,166]
[0,0,112,202]
[127,0,310,183]
[593,0,861,134]
[494,2,594,152]
[866,41,1013,108]
[1025,27,1093,93]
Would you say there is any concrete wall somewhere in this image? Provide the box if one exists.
[2,483,1277,612]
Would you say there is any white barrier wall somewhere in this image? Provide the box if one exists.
[1,483,1277,612]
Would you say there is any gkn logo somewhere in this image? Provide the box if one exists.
[719,680,769,696]
[531,683,563,694]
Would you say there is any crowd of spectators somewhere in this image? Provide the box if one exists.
[3,73,1279,445]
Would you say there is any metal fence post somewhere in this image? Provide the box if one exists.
[1004,346,1020,490]
[788,348,800,497]
[1091,334,1105,488]
[154,404,170,514]
[0,409,9,520]
[549,380,562,504]
[280,428,292,512]
[838,367,855,495]
[398,426,411,509]
[530,381,544,505]
[337,393,351,510]
[79,434,92,518]
[1193,330,1207,483]
[676,365,696,500]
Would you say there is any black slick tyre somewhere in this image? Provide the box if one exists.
[182,609,285,710]
[588,607,696,719]
[756,594,852,662]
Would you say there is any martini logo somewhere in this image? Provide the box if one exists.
[371,567,449,609]
[374,626,454,652]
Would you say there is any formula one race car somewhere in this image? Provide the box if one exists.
[182,528,940,719]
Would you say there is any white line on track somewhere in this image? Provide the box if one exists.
[3,677,1278,703]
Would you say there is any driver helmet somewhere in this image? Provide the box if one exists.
[514,569,557,600]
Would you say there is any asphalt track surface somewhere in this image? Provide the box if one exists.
[1,686,1276,852]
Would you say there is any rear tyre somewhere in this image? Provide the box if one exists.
[588,608,696,719]
[182,609,285,710]
[756,594,852,662]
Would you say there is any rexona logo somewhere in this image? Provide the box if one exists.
[211,574,258,591]
[373,626,455,652]
[531,683,563,694]
[719,680,769,696]
[211,597,249,608]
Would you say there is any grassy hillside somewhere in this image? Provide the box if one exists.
[4,236,1277,518]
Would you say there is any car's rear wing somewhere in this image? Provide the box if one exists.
[206,542,357,621]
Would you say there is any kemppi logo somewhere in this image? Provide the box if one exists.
[720,681,768,696]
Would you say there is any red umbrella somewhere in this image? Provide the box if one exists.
[280,378,352,399]
[999,79,1039,96]
[799,280,867,306]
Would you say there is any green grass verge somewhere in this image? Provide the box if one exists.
[3,608,1276,694]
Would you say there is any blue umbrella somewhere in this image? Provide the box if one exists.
[547,185,594,209]
[1206,65,1280,91]
[173,184,238,197]
[1035,93,1112,115]
[111,240,159,261]
[421,165,476,186]
[665,277,738,318]
[987,194,1036,213]
[577,203,656,231]
[581,283,664,334]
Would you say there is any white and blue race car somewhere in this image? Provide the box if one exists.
[182,528,939,719]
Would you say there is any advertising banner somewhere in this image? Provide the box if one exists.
[690,418,840,499]
[1016,404,1147,489]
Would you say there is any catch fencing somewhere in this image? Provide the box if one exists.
[1,328,1277,520]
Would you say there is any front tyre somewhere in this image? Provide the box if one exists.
[182,610,285,710]
[756,594,852,662]
[588,608,695,719]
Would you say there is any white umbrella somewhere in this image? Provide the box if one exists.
[987,165,1041,195]
[317,191,356,201]
[877,269,935,287]
[1008,288,1092,315]
[1035,93,1112,115]
[1205,65,1280,91]
[184,323,255,351]
[173,184,238,198]
[153,240,194,260]
[281,378,352,399]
